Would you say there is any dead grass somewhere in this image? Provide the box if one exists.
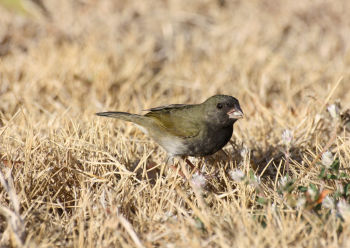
[1,0,350,247]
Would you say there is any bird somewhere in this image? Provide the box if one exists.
[96,95,243,164]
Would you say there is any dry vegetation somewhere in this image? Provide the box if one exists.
[1,0,350,247]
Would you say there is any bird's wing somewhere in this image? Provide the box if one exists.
[144,104,190,112]
[144,105,201,139]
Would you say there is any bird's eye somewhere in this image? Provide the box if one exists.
[217,103,223,109]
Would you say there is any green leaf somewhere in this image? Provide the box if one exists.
[344,183,350,196]
[194,217,205,231]
[330,158,340,171]
[257,197,267,205]
[298,186,308,192]
[309,183,318,192]
[326,174,338,180]
[339,172,348,178]
[319,167,326,179]
[284,181,295,193]
[249,170,255,180]
[333,191,343,198]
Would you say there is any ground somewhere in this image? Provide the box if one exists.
[0,0,350,247]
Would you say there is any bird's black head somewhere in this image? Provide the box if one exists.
[202,95,243,127]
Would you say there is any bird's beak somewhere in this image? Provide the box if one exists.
[227,108,244,119]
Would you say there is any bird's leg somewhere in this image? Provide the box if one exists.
[166,155,186,179]
[185,158,216,180]
[166,156,207,179]
[185,157,210,176]
[168,164,186,178]
[167,156,197,179]
[184,158,196,171]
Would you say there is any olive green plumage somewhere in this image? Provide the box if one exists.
[96,95,243,157]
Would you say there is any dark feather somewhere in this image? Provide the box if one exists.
[144,104,191,112]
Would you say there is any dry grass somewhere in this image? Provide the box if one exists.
[1,0,350,247]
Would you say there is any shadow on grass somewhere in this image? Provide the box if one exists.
[125,142,306,191]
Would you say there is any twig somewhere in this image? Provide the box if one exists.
[0,168,26,247]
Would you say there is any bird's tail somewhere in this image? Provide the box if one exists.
[96,111,146,125]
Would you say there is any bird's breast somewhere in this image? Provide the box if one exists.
[184,125,233,157]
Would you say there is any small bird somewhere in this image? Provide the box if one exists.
[96,95,243,161]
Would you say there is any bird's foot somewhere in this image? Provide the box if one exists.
[185,158,217,179]
[185,158,198,173]
[169,164,186,179]
[168,158,217,181]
